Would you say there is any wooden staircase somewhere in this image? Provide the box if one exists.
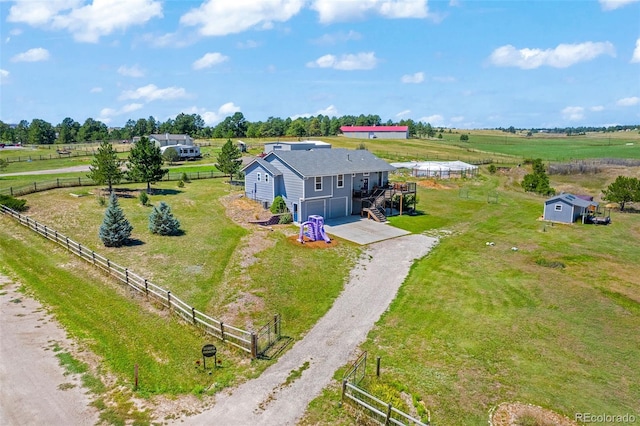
[363,206,387,222]
[362,188,388,222]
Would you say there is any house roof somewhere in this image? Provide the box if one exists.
[265,148,395,177]
[340,126,409,133]
[545,193,598,208]
[242,157,283,176]
[148,133,192,140]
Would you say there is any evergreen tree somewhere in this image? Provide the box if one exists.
[88,140,123,192]
[215,138,243,181]
[99,193,133,247]
[127,136,167,192]
[521,158,555,196]
[148,202,181,236]
[603,176,640,211]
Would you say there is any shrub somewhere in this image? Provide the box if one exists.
[278,213,293,224]
[97,195,107,207]
[270,195,287,214]
[460,134,469,142]
[488,164,497,174]
[181,172,190,183]
[0,194,28,212]
[99,192,133,247]
[138,191,149,206]
[177,180,185,188]
[148,201,181,236]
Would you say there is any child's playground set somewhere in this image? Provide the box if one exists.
[297,215,332,244]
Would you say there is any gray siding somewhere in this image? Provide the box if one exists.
[267,157,304,213]
[544,200,575,223]
[244,163,275,204]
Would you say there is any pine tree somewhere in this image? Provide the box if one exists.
[99,192,133,247]
[87,141,123,192]
[215,138,243,181]
[148,201,181,236]
[127,136,167,192]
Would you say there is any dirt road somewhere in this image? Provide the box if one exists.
[0,276,99,426]
[176,233,437,425]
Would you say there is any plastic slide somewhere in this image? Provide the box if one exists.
[297,215,331,243]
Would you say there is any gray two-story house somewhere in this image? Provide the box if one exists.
[243,148,397,222]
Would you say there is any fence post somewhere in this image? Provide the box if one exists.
[66,237,70,250]
[340,379,347,407]
[376,356,381,378]
[78,244,82,256]
[57,178,59,187]
[220,322,225,341]
[92,251,96,265]
[107,259,110,269]
[274,314,279,336]
[10,187,13,196]
[33,182,37,192]
[144,279,148,295]
[125,269,129,284]
[385,403,393,425]
[43,225,47,238]
[192,307,196,325]
[251,332,258,358]
[54,230,58,242]
[167,291,171,309]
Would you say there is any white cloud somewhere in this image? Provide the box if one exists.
[119,84,189,102]
[632,38,640,63]
[599,0,640,10]
[419,114,444,126]
[8,0,163,43]
[186,102,242,126]
[90,87,103,93]
[562,106,585,121]
[311,0,428,23]
[181,0,304,36]
[401,72,424,84]
[306,52,378,70]
[11,47,50,62]
[118,64,145,77]
[290,104,339,119]
[0,69,9,84]
[617,96,639,106]
[311,30,362,45]
[489,42,616,69]
[396,109,411,118]
[100,103,143,119]
[590,105,605,112]
[192,52,230,70]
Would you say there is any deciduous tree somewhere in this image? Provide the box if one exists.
[603,176,640,211]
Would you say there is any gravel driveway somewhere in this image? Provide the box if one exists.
[176,233,437,425]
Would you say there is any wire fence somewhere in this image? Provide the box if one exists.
[0,204,276,357]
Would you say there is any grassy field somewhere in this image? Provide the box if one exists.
[301,169,640,424]
[1,136,639,424]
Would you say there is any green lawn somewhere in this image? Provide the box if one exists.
[302,172,640,424]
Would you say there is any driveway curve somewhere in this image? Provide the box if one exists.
[176,233,437,425]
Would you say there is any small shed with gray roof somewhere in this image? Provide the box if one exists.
[543,193,599,224]
[242,148,396,222]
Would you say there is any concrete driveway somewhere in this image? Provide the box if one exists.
[323,216,409,245]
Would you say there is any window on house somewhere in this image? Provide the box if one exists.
[315,176,322,191]
[257,172,261,182]
[555,204,562,211]
[337,174,344,188]
[265,174,269,183]
[363,172,370,176]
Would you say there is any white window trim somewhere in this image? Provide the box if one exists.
[555,204,562,211]
[315,176,322,191]
[265,174,269,183]
[257,172,261,182]
[363,172,370,176]
[337,174,344,188]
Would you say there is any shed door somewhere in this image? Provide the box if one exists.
[305,200,325,220]
[328,197,347,219]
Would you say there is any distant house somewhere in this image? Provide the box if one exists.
[340,126,408,139]
[264,140,331,154]
[242,148,399,222]
[133,133,194,147]
[543,193,598,224]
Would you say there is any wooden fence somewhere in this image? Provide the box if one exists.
[0,205,275,357]
[0,170,227,197]
[341,352,428,426]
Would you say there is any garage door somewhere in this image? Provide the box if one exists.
[304,199,325,219]
[328,197,347,219]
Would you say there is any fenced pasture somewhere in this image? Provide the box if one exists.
[302,170,640,424]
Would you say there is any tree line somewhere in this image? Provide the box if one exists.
[0,113,445,145]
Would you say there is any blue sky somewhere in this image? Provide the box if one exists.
[1,0,639,129]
